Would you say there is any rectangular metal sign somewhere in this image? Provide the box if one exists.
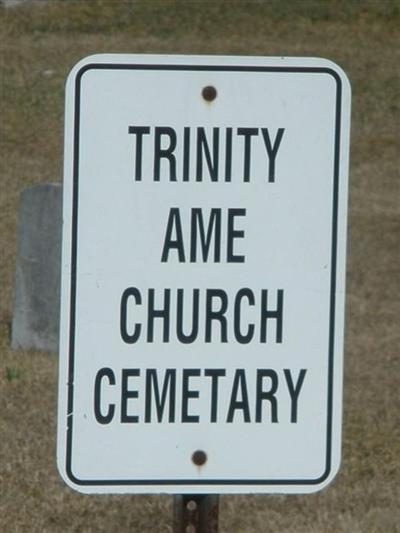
[57,54,351,494]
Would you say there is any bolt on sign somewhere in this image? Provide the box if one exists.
[57,54,351,494]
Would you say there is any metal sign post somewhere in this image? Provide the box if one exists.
[173,495,219,533]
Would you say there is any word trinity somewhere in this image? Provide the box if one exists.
[128,126,285,182]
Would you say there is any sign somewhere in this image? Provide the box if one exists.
[57,54,351,494]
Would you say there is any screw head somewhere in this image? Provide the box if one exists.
[192,449,207,466]
[202,86,217,102]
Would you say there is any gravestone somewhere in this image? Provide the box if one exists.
[12,183,62,352]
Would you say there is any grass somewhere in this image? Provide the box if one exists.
[1,1,399,531]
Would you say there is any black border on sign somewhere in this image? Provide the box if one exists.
[65,63,342,488]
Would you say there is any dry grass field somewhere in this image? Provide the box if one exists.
[0,1,399,532]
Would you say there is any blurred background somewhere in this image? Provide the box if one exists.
[0,1,399,531]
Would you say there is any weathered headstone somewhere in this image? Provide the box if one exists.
[12,183,62,352]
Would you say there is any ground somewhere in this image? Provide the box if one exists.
[0,1,399,532]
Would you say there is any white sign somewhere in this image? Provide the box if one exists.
[57,54,351,494]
